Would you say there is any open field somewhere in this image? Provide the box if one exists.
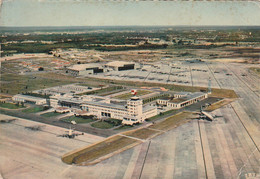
[0,73,72,95]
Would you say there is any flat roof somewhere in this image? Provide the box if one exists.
[82,101,127,111]
[13,94,45,101]
[169,92,206,104]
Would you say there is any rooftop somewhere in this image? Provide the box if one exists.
[68,63,102,71]
[169,92,206,104]
[13,94,46,101]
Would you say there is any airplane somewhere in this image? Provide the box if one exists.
[191,106,222,121]
[57,121,84,138]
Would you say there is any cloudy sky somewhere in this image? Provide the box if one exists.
[0,0,259,27]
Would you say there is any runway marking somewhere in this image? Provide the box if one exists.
[118,134,145,142]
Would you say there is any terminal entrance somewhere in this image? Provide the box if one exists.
[101,112,111,118]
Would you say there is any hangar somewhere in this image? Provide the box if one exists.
[65,63,104,76]
[104,61,136,71]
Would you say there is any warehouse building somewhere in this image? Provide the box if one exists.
[104,61,136,71]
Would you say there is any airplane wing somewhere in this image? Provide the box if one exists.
[202,111,214,121]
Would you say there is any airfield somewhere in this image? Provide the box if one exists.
[0,57,259,178]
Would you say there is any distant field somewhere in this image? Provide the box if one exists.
[113,90,152,100]
[0,73,72,95]
[0,102,25,109]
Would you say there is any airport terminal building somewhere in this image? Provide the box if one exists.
[50,94,157,125]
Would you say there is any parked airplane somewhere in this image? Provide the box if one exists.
[192,106,222,121]
[57,121,84,138]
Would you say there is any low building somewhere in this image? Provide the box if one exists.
[34,84,101,96]
[12,94,46,105]
[65,63,104,76]
[157,92,208,109]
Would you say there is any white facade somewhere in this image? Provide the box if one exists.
[52,95,157,125]
[12,94,46,105]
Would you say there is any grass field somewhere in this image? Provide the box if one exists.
[61,116,94,123]
[0,73,72,95]
[0,102,25,109]
[91,121,114,129]
[40,112,62,118]
[149,111,192,131]
[22,106,48,113]
[113,90,152,100]
[62,135,141,165]
[205,99,234,112]
[124,128,161,140]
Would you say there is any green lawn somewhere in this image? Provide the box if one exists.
[40,112,62,118]
[0,102,25,109]
[105,118,122,126]
[22,106,49,113]
[61,115,94,123]
[91,121,114,129]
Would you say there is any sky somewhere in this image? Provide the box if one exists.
[0,0,259,27]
